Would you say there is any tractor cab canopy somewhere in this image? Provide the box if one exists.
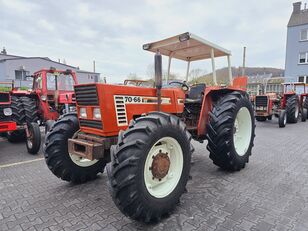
[143,32,233,85]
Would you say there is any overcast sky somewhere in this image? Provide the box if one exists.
[0,0,299,82]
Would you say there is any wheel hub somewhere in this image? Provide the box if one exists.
[151,151,170,179]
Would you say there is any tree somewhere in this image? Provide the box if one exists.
[189,68,207,84]
[127,73,139,80]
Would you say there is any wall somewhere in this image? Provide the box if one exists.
[285,24,308,80]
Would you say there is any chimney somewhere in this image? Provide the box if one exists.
[293,2,302,14]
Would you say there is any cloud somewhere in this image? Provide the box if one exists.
[0,0,295,83]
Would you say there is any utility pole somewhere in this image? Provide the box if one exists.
[242,46,246,76]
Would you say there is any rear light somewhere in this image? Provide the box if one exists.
[79,108,87,118]
[93,108,101,120]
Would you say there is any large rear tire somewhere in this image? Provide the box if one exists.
[7,96,25,142]
[20,97,39,123]
[207,92,255,171]
[286,95,299,123]
[26,122,41,154]
[43,113,106,183]
[107,112,193,222]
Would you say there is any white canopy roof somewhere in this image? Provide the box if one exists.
[143,32,231,61]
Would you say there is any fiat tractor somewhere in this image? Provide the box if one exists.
[254,77,307,127]
[8,68,78,142]
[0,81,40,154]
[43,32,255,222]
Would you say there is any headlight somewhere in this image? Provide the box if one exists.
[93,108,101,120]
[3,108,12,116]
[79,108,87,118]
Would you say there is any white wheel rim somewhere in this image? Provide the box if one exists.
[295,104,299,118]
[233,107,252,156]
[69,153,99,167]
[144,137,183,198]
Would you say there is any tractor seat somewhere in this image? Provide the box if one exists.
[185,84,206,104]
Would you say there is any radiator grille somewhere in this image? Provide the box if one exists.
[114,96,128,126]
[0,93,10,103]
[255,96,268,107]
[74,85,98,106]
[79,119,102,129]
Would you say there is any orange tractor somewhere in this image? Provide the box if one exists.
[7,68,78,142]
[0,81,41,154]
[44,33,255,222]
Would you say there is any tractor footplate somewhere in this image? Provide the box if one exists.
[68,134,117,160]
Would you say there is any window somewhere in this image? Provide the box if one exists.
[15,70,29,80]
[300,29,308,41]
[299,52,308,64]
[298,76,308,83]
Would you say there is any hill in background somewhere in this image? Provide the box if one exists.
[193,67,284,85]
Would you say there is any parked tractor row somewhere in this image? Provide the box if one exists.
[248,78,308,128]
[1,32,306,224]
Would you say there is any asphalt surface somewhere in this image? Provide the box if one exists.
[1,119,308,231]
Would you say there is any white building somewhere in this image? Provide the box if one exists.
[0,49,100,88]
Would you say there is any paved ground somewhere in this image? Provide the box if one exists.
[1,119,308,231]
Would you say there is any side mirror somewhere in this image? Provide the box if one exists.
[154,51,162,89]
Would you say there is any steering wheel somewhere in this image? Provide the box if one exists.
[168,80,190,92]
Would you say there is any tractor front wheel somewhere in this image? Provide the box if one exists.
[279,110,287,128]
[207,92,255,171]
[301,108,307,122]
[26,122,41,154]
[286,95,299,123]
[43,113,106,183]
[107,112,193,222]
[255,116,266,122]
[304,97,308,119]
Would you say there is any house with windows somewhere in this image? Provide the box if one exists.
[285,2,308,83]
[0,48,100,88]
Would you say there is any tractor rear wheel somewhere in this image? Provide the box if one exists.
[107,112,193,222]
[7,96,26,142]
[43,113,106,183]
[20,97,39,123]
[26,122,41,154]
[286,95,299,123]
[255,116,266,122]
[279,110,287,128]
[207,92,255,171]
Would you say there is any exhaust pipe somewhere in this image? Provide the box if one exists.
[155,51,162,111]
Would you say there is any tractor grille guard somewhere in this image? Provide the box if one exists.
[255,96,268,111]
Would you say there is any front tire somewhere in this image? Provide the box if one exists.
[107,112,193,222]
[26,122,41,154]
[43,113,106,183]
[279,110,287,128]
[304,96,308,119]
[286,95,299,123]
[301,108,307,122]
[206,92,255,171]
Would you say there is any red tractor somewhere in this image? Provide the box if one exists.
[8,68,78,142]
[44,33,255,222]
[0,81,41,154]
[254,78,307,127]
